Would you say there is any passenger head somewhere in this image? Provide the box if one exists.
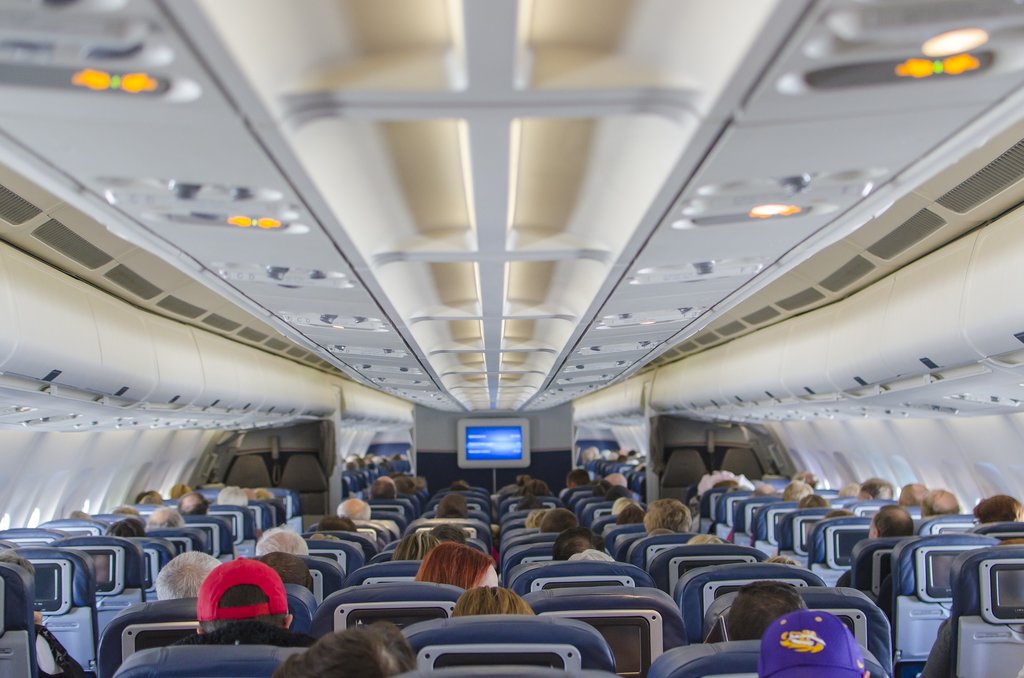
[155,551,220,600]
[974,494,1024,524]
[922,489,961,517]
[107,518,145,538]
[415,542,497,589]
[604,473,627,488]
[452,587,534,617]
[725,581,807,641]
[539,508,578,533]
[857,478,895,501]
[178,492,210,516]
[429,524,468,545]
[764,555,801,566]
[68,510,91,520]
[168,483,192,500]
[869,505,914,539]
[436,493,469,519]
[604,486,632,503]
[616,504,646,525]
[753,483,777,497]
[524,509,549,529]
[111,505,141,517]
[394,476,417,496]
[899,483,928,507]
[799,495,830,509]
[271,622,415,678]
[317,515,357,532]
[611,497,636,516]
[643,499,692,533]
[552,527,603,561]
[516,494,542,511]
[449,480,470,491]
[256,552,313,593]
[0,550,34,575]
[196,559,291,633]
[781,481,813,503]
[252,488,273,501]
[146,507,184,530]
[713,479,740,492]
[393,531,440,561]
[306,533,340,542]
[758,610,869,678]
[838,483,862,498]
[256,527,309,557]
[591,480,611,498]
[370,477,397,500]
[565,469,591,490]
[135,490,164,505]
[568,549,615,562]
[825,509,854,519]
[216,486,249,507]
[688,534,725,545]
[792,471,819,489]
[337,498,371,522]
[523,479,551,497]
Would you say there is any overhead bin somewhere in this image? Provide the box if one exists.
[339,381,413,427]
[963,209,1024,360]
[573,375,649,424]
[825,279,894,391]
[779,306,838,399]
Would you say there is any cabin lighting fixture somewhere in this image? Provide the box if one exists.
[71,68,159,93]
[629,258,766,285]
[748,204,802,219]
[280,313,389,332]
[595,307,704,329]
[330,345,408,358]
[214,263,354,289]
[576,340,659,355]
[921,28,988,58]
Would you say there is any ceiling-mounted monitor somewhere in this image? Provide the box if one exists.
[457,418,530,469]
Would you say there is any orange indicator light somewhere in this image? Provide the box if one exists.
[942,53,981,75]
[749,204,802,219]
[227,215,254,228]
[227,216,283,230]
[896,53,981,79]
[120,72,159,93]
[895,58,935,79]
[256,218,282,229]
[71,68,111,91]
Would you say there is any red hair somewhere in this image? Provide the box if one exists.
[415,542,494,589]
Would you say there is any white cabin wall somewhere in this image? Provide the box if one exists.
[769,411,1024,510]
[0,428,217,529]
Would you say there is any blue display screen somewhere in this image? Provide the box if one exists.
[465,426,524,460]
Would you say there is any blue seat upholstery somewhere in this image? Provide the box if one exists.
[590,514,619,536]
[181,515,234,560]
[775,508,829,558]
[40,519,109,537]
[647,640,889,678]
[500,496,562,518]
[501,543,554,583]
[573,497,610,521]
[369,498,419,522]
[525,586,687,676]
[713,492,752,540]
[500,531,556,554]
[647,544,765,596]
[807,516,871,586]
[398,668,619,677]
[208,505,257,558]
[948,544,1024,677]
[97,598,198,678]
[304,538,365,576]
[0,562,36,677]
[125,537,176,597]
[113,645,305,677]
[580,501,615,528]
[751,501,798,555]
[144,528,208,556]
[53,535,147,632]
[0,528,68,545]
[283,583,316,634]
[603,524,646,552]
[268,488,302,529]
[625,534,698,569]
[917,514,975,536]
[297,555,345,604]
[310,581,462,637]
[343,560,422,587]
[247,499,281,531]
[304,530,378,562]
[731,496,781,547]
[847,500,896,518]
[890,533,997,669]
[507,560,654,596]
[372,510,410,533]
[848,536,905,600]
[17,545,98,673]
[424,508,491,526]
[674,562,825,644]
[972,521,1024,540]
[406,519,492,552]
[427,492,490,515]
[697,488,728,533]
[403,615,616,672]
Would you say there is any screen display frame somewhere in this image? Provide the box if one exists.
[542,610,661,678]
[32,559,72,616]
[78,545,125,596]
[915,545,977,603]
[336,601,455,631]
[827,528,869,569]
[122,621,200,660]
[457,418,531,469]
[668,555,757,594]
[981,558,1024,623]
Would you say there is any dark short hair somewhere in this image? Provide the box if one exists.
[616,504,646,525]
[200,584,287,633]
[430,524,468,545]
[565,469,591,488]
[272,622,414,678]
[107,518,146,538]
[371,478,397,500]
[257,552,313,593]
[178,492,210,515]
[539,508,578,534]
[394,476,417,495]
[859,478,895,500]
[604,486,631,502]
[591,480,611,498]
[552,527,602,561]
[449,480,471,491]
[872,505,914,538]
[726,581,807,641]
[974,495,1023,524]
[318,515,357,532]
[437,494,469,519]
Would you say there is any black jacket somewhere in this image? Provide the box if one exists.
[173,620,315,648]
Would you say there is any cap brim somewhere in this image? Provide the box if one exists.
[765,667,864,678]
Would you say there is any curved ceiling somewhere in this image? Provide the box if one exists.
[0,0,1023,411]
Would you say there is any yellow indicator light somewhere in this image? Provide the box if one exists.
[896,53,981,79]
[748,204,802,219]
[71,68,111,91]
[227,215,254,228]
[922,28,988,58]
[119,72,159,93]
[71,68,159,93]
[226,216,283,230]
[256,218,282,229]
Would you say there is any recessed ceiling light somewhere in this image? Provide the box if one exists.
[576,340,660,355]
[330,345,408,358]
[748,204,802,219]
[921,28,988,58]
[629,258,766,285]
[280,313,389,332]
[214,263,354,289]
[595,307,705,329]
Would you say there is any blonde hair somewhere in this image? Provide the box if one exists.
[452,587,534,617]
[168,483,192,500]
[643,499,692,533]
[781,481,813,503]
[687,534,724,545]
[611,497,636,516]
[524,509,549,529]
[394,531,441,561]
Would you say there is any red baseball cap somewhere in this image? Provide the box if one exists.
[196,558,288,622]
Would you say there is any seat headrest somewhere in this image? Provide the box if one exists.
[951,545,1024,618]
[647,640,889,678]
[0,562,34,631]
[891,534,997,597]
[0,528,67,545]
[145,527,209,555]
[916,514,975,536]
[972,521,1024,538]
[113,644,305,677]
[752,501,798,541]
[647,544,766,595]
[403,615,616,672]
[343,560,422,588]
[501,543,554,583]
[14,545,95,608]
[524,586,687,651]
[506,560,654,596]
[181,515,234,556]
[96,598,198,678]
[797,587,893,676]
[733,496,782,533]
[284,583,316,634]
[52,535,146,590]
[625,534,699,569]
[848,536,905,592]
[310,581,463,637]
[38,519,108,536]
[776,509,829,551]
[304,538,366,575]
[807,517,871,566]
[208,505,257,540]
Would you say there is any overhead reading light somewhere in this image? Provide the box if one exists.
[355,364,423,375]
[748,204,802,219]
[71,68,161,93]
[557,374,612,385]
[569,360,629,371]
[628,257,766,285]
[595,307,704,329]
[921,28,988,58]
[102,178,283,205]
[576,340,659,355]
[214,263,354,289]
[946,393,1022,407]
[279,313,389,332]
[330,345,408,358]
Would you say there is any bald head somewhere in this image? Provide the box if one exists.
[605,473,627,488]
[922,489,961,517]
[899,483,928,507]
[337,498,371,521]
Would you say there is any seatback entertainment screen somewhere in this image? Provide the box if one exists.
[457,418,531,468]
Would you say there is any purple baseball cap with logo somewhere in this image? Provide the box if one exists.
[758,609,868,678]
